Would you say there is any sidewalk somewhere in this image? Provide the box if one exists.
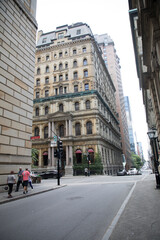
[0,179,66,205]
[109,174,160,240]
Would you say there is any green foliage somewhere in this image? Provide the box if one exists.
[32,148,39,163]
[73,148,103,175]
[131,152,143,170]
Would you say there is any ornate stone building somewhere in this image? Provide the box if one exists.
[129,0,160,167]
[32,23,123,175]
[0,0,37,185]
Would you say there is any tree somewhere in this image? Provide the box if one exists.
[32,148,39,166]
[131,152,142,170]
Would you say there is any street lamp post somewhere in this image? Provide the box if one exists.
[147,129,160,189]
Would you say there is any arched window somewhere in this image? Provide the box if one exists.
[83,47,86,53]
[75,123,81,136]
[54,65,57,71]
[45,77,49,84]
[86,100,90,109]
[45,106,48,115]
[59,75,63,81]
[73,71,78,80]
[59,63,63,70]
[37,68,40,75]
[59,86,63,95]
[46,66,49,73]
[35,107,39,116]
[73,60,77,67]
[75,102,79,111]
[86,121,92,134]
[83,58,87,66]
[59,124,64,137]
[59,103,63,112]
[65,62,68,69]
[73,49,77,55]
[46,55,49,61]
[84,70,88,77]
[44,126,48,138]
[34,127,39,136]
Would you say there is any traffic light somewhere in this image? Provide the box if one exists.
[54,149,58,158]
[58,140,63,155]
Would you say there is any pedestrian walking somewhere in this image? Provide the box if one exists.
[28,171,33,189]
[84,168,88,176]
[7,171,16,198]
[15,167,23,192]
[22,168,30,194]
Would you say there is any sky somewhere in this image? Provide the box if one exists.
[36,0,149,160]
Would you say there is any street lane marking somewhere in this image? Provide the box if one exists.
[101,182,137,240]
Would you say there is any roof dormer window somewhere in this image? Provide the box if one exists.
[58,33,64,39]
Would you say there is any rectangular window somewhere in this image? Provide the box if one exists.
[77,29,81,35]
[65,74,68,80]
[74,85,78,92]
[36,92,39,98]
[36,79,40,86]
[42,38,47,43]
[45,90,49,97]
[37,57,41,62]
[54,76,56,82]
[55,88,58,95]
[85,83,89,91]
[64,87,67,93]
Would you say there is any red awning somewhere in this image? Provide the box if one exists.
[75,150,82,154]
[43,152,48,155]
[88,149,94,153]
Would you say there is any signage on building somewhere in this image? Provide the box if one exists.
[30,136,40,140]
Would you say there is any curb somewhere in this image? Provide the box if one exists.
[0,185,67,205]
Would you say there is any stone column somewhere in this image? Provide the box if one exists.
[69,146,73,165]
[48,122,51,138]
[66,145,69,165]
[39,149,42,167]
[52,121,54,136]
[40,125,43,138]
[66,120,68,136]
[69,120,72,136]
[48,147,51,166]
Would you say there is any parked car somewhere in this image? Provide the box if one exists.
[39,170,63,179]
[128,168,138,175]
[117,169,127,176]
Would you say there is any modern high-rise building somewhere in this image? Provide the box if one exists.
[94,34,132,170]
[124,96,136,154]
[32,23,123,175]
[0,0,37,185]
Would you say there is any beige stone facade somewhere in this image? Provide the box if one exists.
[32,23,123,175]
[0,0,37,185]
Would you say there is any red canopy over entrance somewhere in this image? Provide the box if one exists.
[75,150,82,154]
[88,149,94,153]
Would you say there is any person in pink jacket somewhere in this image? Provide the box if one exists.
[22,168,30,194]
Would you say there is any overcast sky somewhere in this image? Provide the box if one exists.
[36,0,149,160]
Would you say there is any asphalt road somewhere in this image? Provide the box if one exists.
[0,175,144,240]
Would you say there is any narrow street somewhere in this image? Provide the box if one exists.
[0,174,148,240]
